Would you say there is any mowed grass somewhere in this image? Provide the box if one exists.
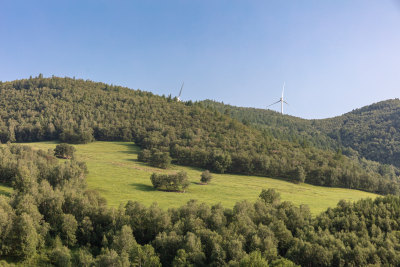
[10,141,378,215]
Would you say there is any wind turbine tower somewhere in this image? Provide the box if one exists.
[267,82,289,114]
[177,82,184,102]
[280,82,285,114]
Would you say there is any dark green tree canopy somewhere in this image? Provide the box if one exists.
[200,170,212,184]
[54,143,75,159]
[150,171,189,192]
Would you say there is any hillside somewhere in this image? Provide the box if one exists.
[201,100,338,150]
[14,141,377,215]
[0,142,399,266]
[314,99,400,167]
[0,77,400,266]
[203,99,400,169]
[0,76,398,195]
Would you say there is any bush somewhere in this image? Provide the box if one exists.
[150,171,189,192]
[200,170,212,184]
[54,143,76,159]
[259,188,280,204]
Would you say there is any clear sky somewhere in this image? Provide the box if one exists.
[1,0,399,119]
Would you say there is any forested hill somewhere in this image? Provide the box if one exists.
[202,99,400,168]
[0,76,399,194]
[313,99,400,168]
[201,100,338,151]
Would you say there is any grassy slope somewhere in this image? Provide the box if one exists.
[9,141,378,215]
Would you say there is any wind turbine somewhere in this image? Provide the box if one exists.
[177,82,184,102]
[267,82,289,114]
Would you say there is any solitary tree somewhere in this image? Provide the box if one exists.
[259,189,281,205]
[200,170,212,184]
[54,143,75,159]
[150,171,189,192]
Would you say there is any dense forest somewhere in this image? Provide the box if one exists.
[2,144,400,266]
[202,99,400,168]
[314,99,400,168]
[0,76,399,195]
[201,100,338,151]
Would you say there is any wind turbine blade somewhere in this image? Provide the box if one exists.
[266,100,281,108]
[282,82,285,98]
[284,101,289,105]
[179,82,184,97]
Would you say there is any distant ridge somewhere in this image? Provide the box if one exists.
[202,98,400,168]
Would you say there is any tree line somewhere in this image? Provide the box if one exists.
[0,76,399,195]
[2,144,400,265]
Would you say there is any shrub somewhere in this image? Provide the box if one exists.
[259,188,280,204]
[150,171,189,192]
[200,170,212,184]
[54,143,76,159]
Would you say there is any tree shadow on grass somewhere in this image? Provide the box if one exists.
[193,182,208,185]
[117,142,141,155]
[126,158,154,169]
[117,143,149,165]
[130,183,155,192]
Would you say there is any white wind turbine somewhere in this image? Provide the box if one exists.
[177,82,184,102]
[267,82,289,114]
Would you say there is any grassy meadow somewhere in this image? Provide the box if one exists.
[4,141,378,215]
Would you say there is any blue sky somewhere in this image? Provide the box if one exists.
[1,0,399,119]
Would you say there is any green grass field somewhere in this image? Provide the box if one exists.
[5,141,377,216]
